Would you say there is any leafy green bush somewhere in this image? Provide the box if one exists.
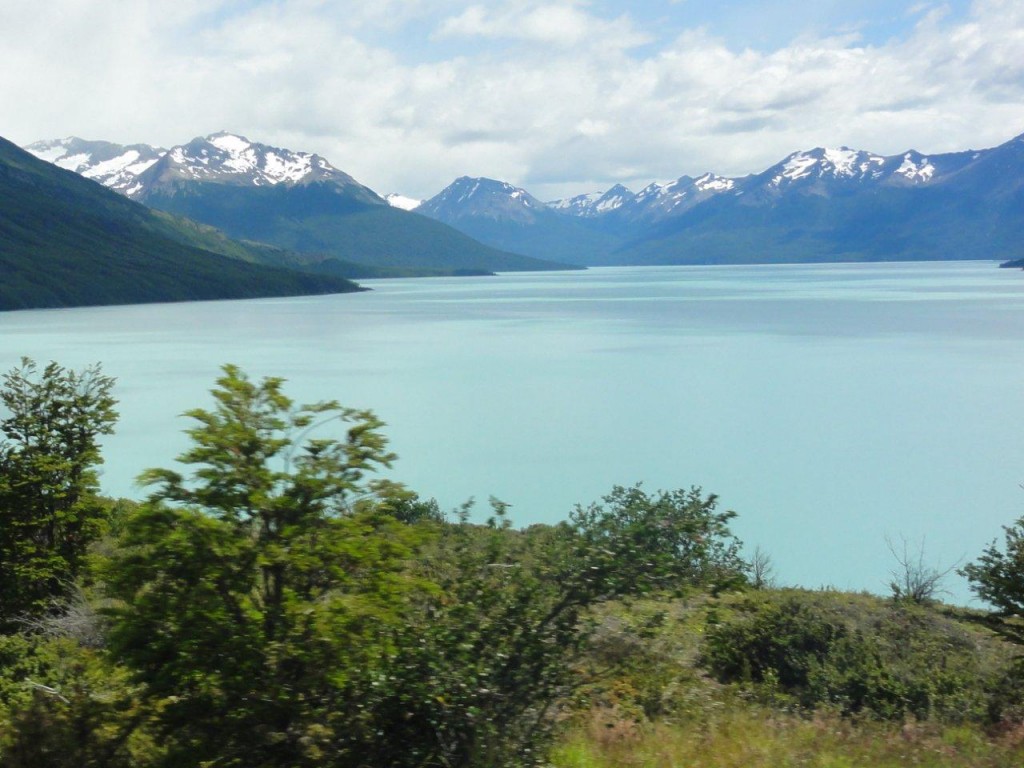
[90,367,748,768]
[700,591,1008,723]
[0,636,154,768]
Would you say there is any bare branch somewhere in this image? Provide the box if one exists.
[24,679,70,704]
[886,533,962,604]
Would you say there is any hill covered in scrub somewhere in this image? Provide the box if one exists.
[556,589,1024,768]
[1,360,1024,767]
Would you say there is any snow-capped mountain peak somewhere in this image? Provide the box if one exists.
[418,176,551,224]
[547,174,736,223]
[207,131,252,155]
[25,132,370,199]
[770,147,887,187]
[547,184,638,217]
[155,132,354,189]
[615,174,736,221]
[24,137,166,195]
[634,180,671,203]
[593,184,635,213]
[548,190,603,214]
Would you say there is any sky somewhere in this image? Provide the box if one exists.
[3,0,1024,200]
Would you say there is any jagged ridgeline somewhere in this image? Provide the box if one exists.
[415,132,1024,265]
[0,137,362,311]
[25,133,576,277]
[25,129,1024,271]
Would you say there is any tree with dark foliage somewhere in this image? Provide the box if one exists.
[0,359,116,628]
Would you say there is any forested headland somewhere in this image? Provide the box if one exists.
[2,359,1024,767]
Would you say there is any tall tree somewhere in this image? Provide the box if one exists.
[103,365,426,767]
[0,359,117,627]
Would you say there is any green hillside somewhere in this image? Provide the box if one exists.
[0,137,361,311]
[138,181,578,275]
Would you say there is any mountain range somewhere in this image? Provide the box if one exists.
[22,129,1024,283]
[24,133,573,278]
[409,132,1024,266]
[0,137,360,311]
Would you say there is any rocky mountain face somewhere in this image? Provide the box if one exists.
[26,133,571,276]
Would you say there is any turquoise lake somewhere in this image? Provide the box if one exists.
[2,261,1023,602]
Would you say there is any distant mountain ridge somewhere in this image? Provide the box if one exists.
[25,133,575,276]
[411,130,1024,265]
[416,177,623,263]
[26,132,375,197]
[27,130,1024,267]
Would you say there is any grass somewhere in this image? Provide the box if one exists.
[552,588,1024,768]
[552,705,1024,768]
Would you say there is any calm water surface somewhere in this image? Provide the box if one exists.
[3,261,1023,602]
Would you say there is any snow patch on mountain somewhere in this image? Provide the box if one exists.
[83,151,159,182]
[548,191,603,213]
[208,132,252,156]
[772,147,886,186]
[54,153,93,172]
[24,132,380,203]
[634,181,671,202]
[595,187,632,212]
[896,153,935,183]
[510,188,537,207]
[458,180,481,203]
[823,148,859,176]
[168,146,191,166]
[24,138,168,196]
[694,173,735,192]
[29,142,73,164]
[386,193,422,211]
[778,153,819,183]
[262,151,313,184]
[148,132,365,191]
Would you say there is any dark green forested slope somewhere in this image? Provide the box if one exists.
[138,181,579,275]
[0,137,361,311]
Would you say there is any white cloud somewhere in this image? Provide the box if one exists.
[2,0,1023,199]
[435,1,649,49]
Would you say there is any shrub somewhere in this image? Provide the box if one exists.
[700,592,1004,723]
